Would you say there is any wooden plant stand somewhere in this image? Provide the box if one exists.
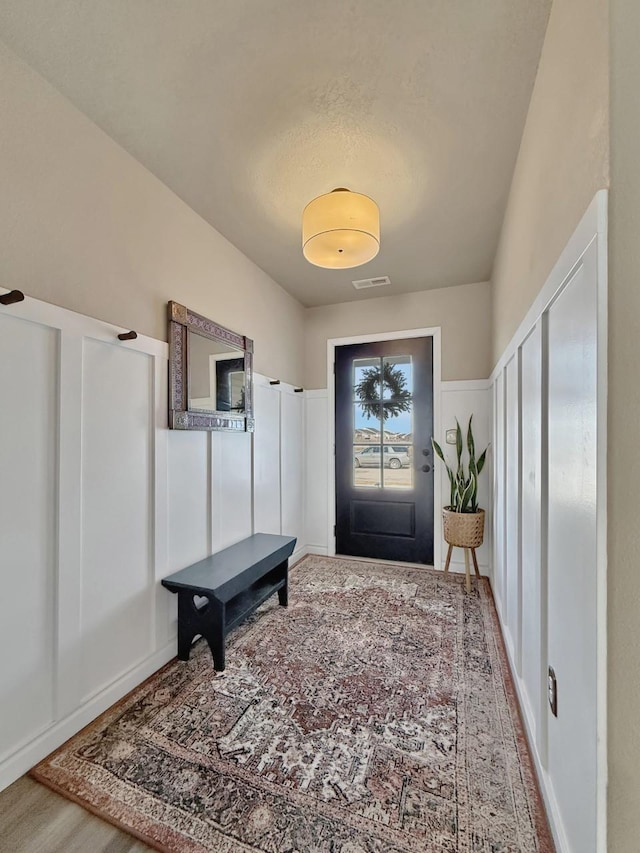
[444,544,481,594]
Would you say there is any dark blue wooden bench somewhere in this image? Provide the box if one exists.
[161,533,297,671]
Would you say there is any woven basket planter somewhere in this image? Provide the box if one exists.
[442,508,485,548]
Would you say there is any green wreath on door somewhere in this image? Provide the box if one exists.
[355,363,411,421]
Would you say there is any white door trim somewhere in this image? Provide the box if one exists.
[326,327,443,568]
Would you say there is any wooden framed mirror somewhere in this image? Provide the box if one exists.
[168,301,254,432]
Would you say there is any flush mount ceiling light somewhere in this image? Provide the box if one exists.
[302,188,380,269]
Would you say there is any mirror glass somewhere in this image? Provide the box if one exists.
[187,331,245,413]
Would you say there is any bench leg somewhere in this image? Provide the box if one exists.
[177,594,195,661]
[277,559,289,606]
[203,600,226,672]
[204,630,225,672]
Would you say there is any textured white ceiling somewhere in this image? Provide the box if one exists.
[0,1,551,307]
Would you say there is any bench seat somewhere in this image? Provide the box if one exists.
[161,533,297,671]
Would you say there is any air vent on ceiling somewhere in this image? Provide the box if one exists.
[352,275,391,290]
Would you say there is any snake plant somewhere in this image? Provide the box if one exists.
[432,416,488,513]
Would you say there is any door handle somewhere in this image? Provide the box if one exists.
[422,464,431,472]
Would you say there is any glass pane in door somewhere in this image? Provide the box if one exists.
[382,445,414,489]
[353,402,382,445]
[353,445,382,488]
[382,355,413,399]
[382,398,413,489]
[353,357,382,401]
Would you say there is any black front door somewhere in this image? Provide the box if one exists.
[335,337,434,563]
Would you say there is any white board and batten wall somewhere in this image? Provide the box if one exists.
[253,374,305,556]
[491,191,608,853]
[0,291,304,792]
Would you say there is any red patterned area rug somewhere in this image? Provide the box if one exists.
[32,556,554,852]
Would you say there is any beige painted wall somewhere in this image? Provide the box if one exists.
[304,281,491,389]
[608,3,640,850]
[0,42,305,385]
[490,0,609,365]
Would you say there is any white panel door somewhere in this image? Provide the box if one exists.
[547,259,598,853]
[212,431,252,551]
[253,382,281,535]
[0,314,58,758]
[280,390,304,548]
[504,356,520,668]
[493,372,505,614]
[520,325,545,754]
[80,339,154,700]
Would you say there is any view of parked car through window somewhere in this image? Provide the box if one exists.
[354,446,411,468]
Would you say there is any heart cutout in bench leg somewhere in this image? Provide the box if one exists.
[192,594,209,613]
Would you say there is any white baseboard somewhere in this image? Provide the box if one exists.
[442,559,489,573]
[304,544,329,556]
[291,545,308,564]
[0,642,175,793]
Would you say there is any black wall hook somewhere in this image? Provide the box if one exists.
[118,330,138,341]
[269,379,281,385]
[294,387,304,393]
[0,290,25,306]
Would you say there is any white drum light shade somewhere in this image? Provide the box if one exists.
[302,188,380,269]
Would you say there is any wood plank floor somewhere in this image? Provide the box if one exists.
[0,776,151,853]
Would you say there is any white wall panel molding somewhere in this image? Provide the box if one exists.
[55,332,84,719]
[489,191,608,853]
[280,389,304,550]
[252,374,306,563]
[79,339,155,703]
[304,390,329,553]
[519,323,547,762]
[253,377,282,536]
[439,380,493,576]
[504,355,521,669]
[0,314,58,762]
[0,287,171,792]
[153,352,170,650]
[492,373,505,616]
[212,431,253,552]
[0,292,304,793]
